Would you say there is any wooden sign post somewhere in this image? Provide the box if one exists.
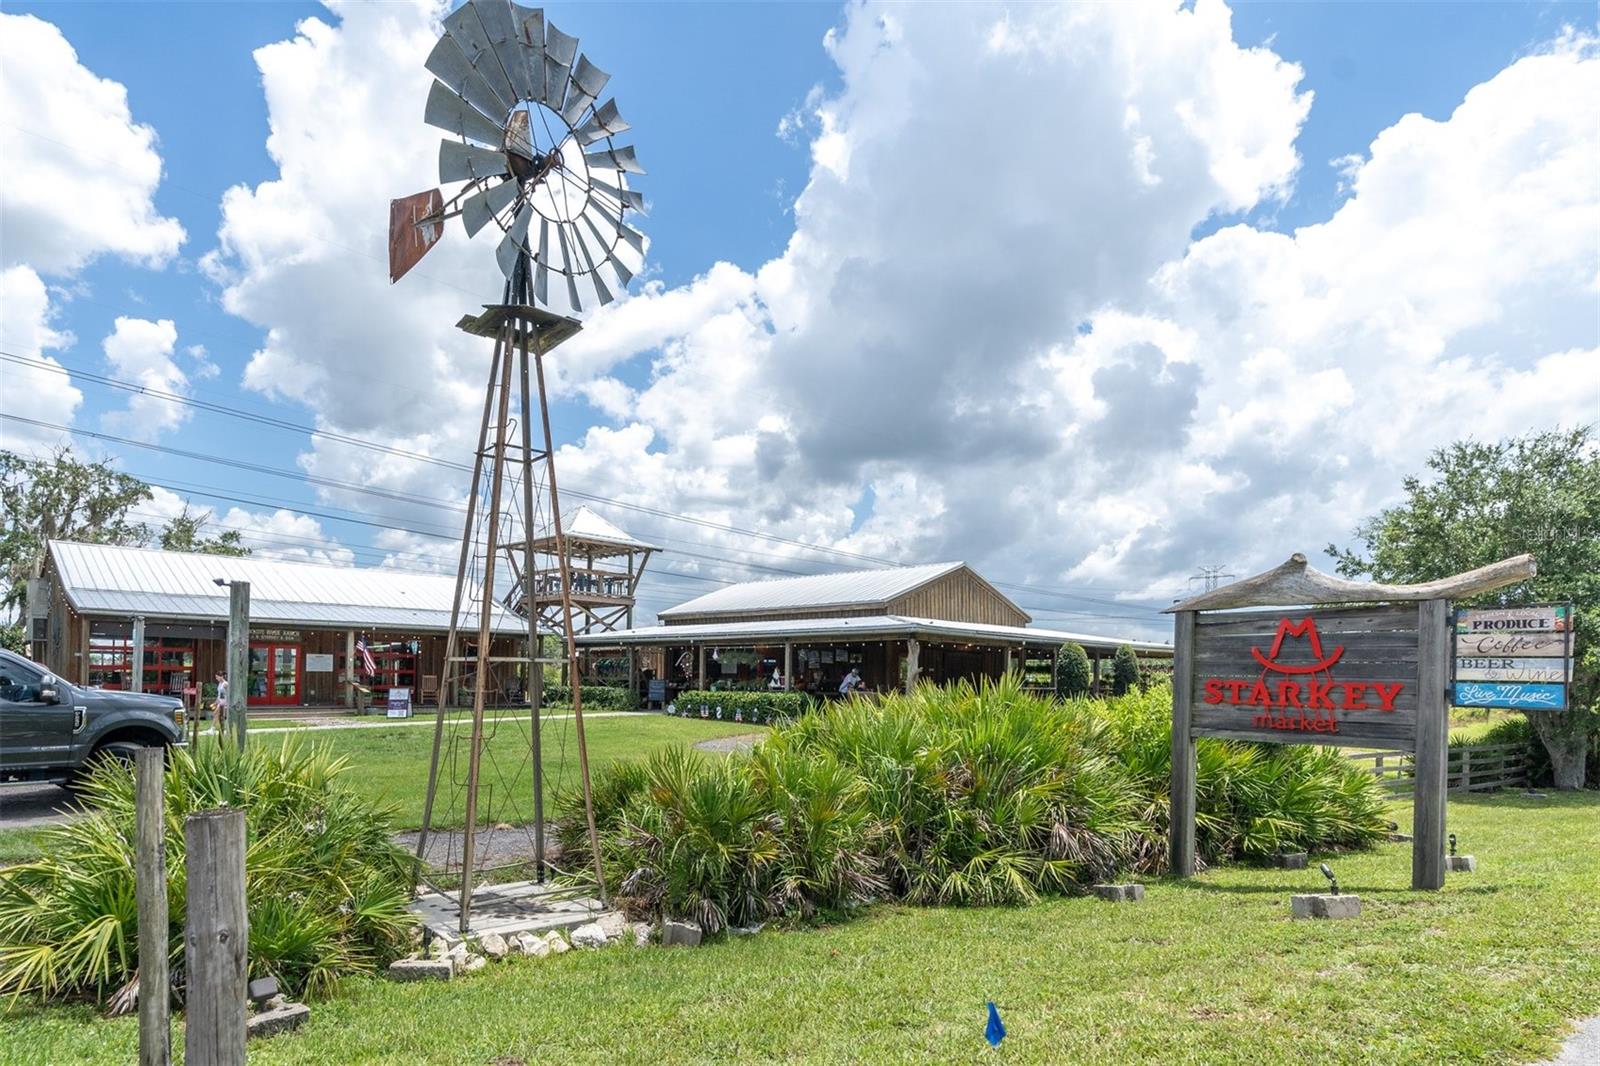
[1166,552,1535,891]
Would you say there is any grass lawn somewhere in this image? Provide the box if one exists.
[5,791,1597,1065]
[0,827,49,865]
[201,713,757,830]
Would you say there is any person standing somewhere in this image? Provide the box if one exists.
[212,670,229,736]
[838,667,862,697]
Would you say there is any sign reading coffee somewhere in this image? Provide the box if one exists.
[1452,604,1574,710]
[1192,604,1420,748]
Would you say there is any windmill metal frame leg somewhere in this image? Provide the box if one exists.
[413,260,608,933]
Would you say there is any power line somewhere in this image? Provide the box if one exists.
[3,351,1164,617]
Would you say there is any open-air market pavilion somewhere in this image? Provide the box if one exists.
[575,561,1172,700]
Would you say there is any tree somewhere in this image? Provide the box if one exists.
[159,503,250,557]
[0,449,152,616]
[1055,642,1092,698]
[1110,644,1141,696]
[1329,427,1599,789]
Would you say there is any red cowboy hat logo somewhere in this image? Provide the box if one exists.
[1251,617,1345,674]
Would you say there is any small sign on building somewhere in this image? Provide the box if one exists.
[305,653,335,673]
[1452,604,1574,711]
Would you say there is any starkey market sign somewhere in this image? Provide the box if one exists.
[1190,605,1419,748]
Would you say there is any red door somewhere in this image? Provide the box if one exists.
[248,644,303,706]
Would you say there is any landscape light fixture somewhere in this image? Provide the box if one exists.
[1319,863,1339,895]
[1449,833,1457,857]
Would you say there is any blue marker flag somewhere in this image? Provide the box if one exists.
[985,1001,1006,1047]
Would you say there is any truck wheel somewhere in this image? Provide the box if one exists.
[64,739,161,792]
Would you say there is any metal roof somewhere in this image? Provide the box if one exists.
[576,614,1172,655]
[563,506,658,551]
[48,541,524,634]
[658,561,972,619]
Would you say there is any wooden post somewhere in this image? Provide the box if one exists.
[184,809,247,1066]
[226,582,249,750]
[783,641,793,691]
[697,645,707,690]
[1169,611,1197,878]
[1004,646,1014,678]
[344,630,356,708]
[1413,598,1449,891]
[135,748,169,1066]
[904,638,920,694]
[130,615,146,694]
[1458,747,1472,793]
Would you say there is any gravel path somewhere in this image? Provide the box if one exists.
[394,823,560,869]
[692,732,765,754]
[1534,1015,1600,1066]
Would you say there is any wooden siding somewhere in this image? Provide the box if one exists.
[889,568,1028,627]
[663,565,1029,628]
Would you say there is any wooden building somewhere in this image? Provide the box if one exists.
[32,541,525,711]
[576,561,1171,700]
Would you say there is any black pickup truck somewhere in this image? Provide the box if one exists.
[0,648,186,788]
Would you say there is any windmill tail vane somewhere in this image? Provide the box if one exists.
[388,0,646,317]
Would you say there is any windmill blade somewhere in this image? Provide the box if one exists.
[575,99,630,146]
[591,175,644,213]
[509,3,547,103]
[587,196,646,255]
[582,212,631,288]
[583,144,644,175]
[495,202,534,278]
[426,35,513,127]
[472,0,537,103]
[424,80,507,147]
[572,224,614,305]
[461,177,519,237]
[555,224,584,311]
[534,217,551,305]
[542,22,577,110]
[440,140,510,184]
[441,0,517,113]
[560,55,610,125]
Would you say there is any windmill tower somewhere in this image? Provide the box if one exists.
[388,0,647,931]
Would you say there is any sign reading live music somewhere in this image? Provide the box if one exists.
[1191,604,1420,749]
[1452,604,1574,711]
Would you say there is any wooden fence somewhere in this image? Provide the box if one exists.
[1345,742,1530,796]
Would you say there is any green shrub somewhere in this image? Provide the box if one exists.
[556,679,1388,932]
[1055,643,1093,698]
[0,738,415,1006]
[668,690,812,724]
[1111,645,1141,696]
[539,683,637,712]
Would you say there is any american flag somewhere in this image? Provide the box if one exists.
[356,636,377,677]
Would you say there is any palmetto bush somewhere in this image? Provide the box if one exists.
[559,678,1389,930]
[0,738,415,1007]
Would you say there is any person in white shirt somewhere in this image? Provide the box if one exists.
[769,670,784,690]
[838,668,861,696]
[213,671,229,734]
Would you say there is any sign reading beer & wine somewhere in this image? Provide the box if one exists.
[1192,604,1420,749]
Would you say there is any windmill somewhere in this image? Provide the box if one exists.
[391,0,645,932]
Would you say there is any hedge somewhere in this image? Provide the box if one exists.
[667,689,812,725]
[539,683,638,712]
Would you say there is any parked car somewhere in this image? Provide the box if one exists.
[0,648,186,788]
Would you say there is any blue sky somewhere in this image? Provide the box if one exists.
[2,1,1595,635]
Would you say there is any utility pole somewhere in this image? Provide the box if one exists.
[1187,565,1236,595]
[215,579,250,750]
[130,615,146,694]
